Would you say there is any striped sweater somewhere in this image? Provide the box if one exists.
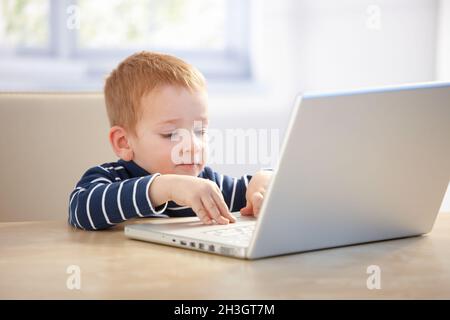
[68,159,252,230]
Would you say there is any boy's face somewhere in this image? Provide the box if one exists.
[128,85,209,176]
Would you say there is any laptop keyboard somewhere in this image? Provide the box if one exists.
[203,224,255,245]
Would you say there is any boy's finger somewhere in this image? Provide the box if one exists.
[252,192,264,216]
[212,190,236,223]
[240,200,253,216]
[202,195,229,225]
[192,200,212,225]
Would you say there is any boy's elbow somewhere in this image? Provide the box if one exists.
[67,217,84,230]
[68,195,114,231]
[68,208,107,231]
[67,218,113,231]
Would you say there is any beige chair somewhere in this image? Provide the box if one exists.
[1,92,448,223]
[0,93,115,221]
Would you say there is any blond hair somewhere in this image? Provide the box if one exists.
[104,51,206,135]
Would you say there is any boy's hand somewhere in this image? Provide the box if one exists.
[150,175,236,225]
[240,170,273,217]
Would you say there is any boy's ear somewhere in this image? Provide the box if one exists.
[109,126,134,161]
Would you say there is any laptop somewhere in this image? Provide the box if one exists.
[125,82,450,259]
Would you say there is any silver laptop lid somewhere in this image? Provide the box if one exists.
[248,82,450,259]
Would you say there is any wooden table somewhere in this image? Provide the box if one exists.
[1,213,450,299]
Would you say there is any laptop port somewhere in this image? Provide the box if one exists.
[189,242,196,248]
[198,243,205,250]
[208,245,215,252]
[180,241,187,246]
[220,247,234,255]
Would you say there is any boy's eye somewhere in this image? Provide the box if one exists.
[161,131,179,139]
[161,128,207,139]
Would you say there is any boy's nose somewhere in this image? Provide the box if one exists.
[181,133,203,163]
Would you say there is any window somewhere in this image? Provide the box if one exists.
[77,0,227,50]
[0,0,251,90]
[0,0,49,50]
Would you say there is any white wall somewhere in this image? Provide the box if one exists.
[437,0,450,212]
[437,0,450,81]
[210,0,440,163]
[211,0,440,116]
[208,0,450,212]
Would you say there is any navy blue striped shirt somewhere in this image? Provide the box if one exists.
[68,159,252,230]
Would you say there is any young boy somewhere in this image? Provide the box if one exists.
[68,51,272,230]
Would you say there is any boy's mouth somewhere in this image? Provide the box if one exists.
[175,163,200,173]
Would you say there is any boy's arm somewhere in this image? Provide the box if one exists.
[68,167,167,231]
